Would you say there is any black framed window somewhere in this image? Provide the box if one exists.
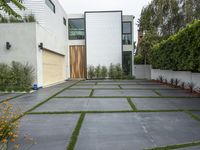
[68,18,85,40]
[122,22,132,45]
[63,17,66,26]
[46,0,55,13]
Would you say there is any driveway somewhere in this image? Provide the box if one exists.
[4,80,200,150]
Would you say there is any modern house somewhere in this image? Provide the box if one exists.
[0,0,135,87]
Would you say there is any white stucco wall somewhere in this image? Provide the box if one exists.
[151,69,200,90]
[85,11,122,68]
[0,23,38,85]
[134,65,151,79]
[36,23,68,86]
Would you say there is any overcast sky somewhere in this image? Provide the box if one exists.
[58,0,151,42]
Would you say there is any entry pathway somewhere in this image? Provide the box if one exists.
[5,80,200,150]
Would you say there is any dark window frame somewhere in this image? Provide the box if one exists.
[63,17,66,26]
[68,18,85,40]
[122,21,132,45]
[46,0,55,13]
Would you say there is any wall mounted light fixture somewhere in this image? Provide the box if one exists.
[6,42,11,50]
[38,42,43,49]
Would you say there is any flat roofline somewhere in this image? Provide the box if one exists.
[84,10,123,14]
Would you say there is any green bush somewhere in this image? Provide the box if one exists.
[113,64,123,79]
[94,65,101,79]
[101,66,108,79]
[87,65,95,79]
[134,54,144,64]
[150,20,200,72]
[0,61,34,92]
[108,63,115,79]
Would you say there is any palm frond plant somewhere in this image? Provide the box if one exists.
[0,0,25,19]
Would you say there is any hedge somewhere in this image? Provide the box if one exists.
[150,20,200,72]
[0,61,35,92]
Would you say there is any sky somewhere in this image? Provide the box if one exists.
[58,0,151,42]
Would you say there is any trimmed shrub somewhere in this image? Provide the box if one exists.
[101,66,108,79]
[108,63,115,79]
[150,20,200,72]
[0,61,34,92]
[134,54,144,64]
[94,65,101,79]
[114,64,123,79]
[87,65,95,79]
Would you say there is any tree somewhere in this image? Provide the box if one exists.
[0,0,25,18]
[137,0,200,64]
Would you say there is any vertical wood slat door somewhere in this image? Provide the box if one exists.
[70,45,86,78]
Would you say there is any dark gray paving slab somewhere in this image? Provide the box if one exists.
[8,114,79,150]
[57,89,91,97]
[9,81,77,113]
[132,98,178,110]
[156,89,198,97]
[93,89,158,97]
[70,85,119,89]
[121,84,173,89]
[170,99,200,110]
[140,112,200,147]
[75,113,154,150]
[132,98,200,110]
[177,146,200,150]
[32,98,131,112]
[75,112,200,150]
[192,111,200,118]
[0,93,21,102]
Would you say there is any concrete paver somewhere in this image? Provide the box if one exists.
[8,114,79,150]
[32,98,131,112]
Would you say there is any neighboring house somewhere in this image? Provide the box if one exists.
[0,1,134,87]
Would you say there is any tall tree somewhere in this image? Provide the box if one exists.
[137,0,200,61]
[0,0,25,18]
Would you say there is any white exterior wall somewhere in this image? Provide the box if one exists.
[0,23,38,85]
[85,11,122,68]
[134,65,151,79]
[151,69,200,90]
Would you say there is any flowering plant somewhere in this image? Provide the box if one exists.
[0,101,20,149]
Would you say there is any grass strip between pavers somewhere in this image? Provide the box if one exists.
[54,96,199,98]
[127,97,137,111]
[185,111,200,122]
[153,90,162,96]
[26,109,199,115]
[0,93,25,103]
[145,140,200,150]
[67,113,85,150]
[89,89,94,97]
[12,81,81,122]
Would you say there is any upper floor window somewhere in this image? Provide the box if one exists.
[46,0,55,13]
[69,18,85,40]
[122,22,132,45]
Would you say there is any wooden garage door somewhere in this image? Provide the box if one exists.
[42,50,65,86]
[70,45,86,78]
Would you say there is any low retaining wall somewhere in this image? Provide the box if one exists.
[134,65,151,79]
[151,69,200,89]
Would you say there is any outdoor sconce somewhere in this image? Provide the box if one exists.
[6,42,11,50]
[38,42,43,49]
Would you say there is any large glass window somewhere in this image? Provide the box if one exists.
[46,0,55,13]
[69,18,85,40]
[122,22,132,45]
